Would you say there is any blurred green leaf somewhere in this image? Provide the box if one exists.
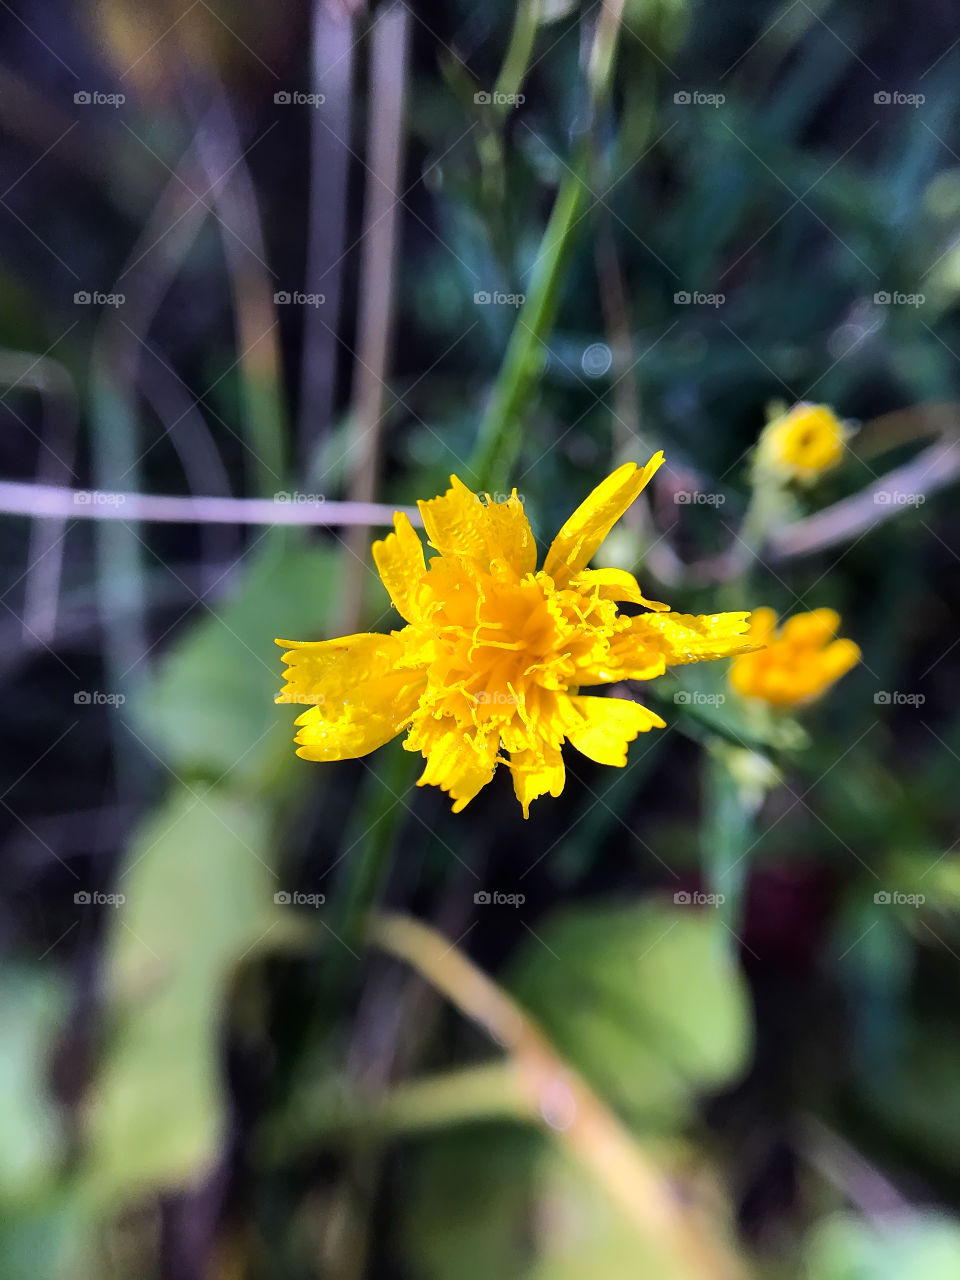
[507,902,752,1124]
[401,1126,539,1280]
[401,1126,693,1280]
[0,968,65,1206]
[527,1145,693,1280]
[859,1020,960,1176]
[82,784,284,1201]
[804,1212,960,1280]
[134,536,342,787]
[0,1200,91,1280]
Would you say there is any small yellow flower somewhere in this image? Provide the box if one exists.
[754,402,849,484]
[277,455,758,816]
[729,608,860,708]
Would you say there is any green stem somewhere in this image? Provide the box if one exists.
[469,166,589,491]
[265,1063,527,1158]
[701,739,779,936]
[335,744,421,957]
[493,0,542,108]
[469,0,626,492]
[702,746,752,934]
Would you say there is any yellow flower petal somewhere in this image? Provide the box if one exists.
[372,512,426,622]
[568,567,670,611]
[780,607,839,645]
[728,609,859,707]
[480,493,538,576]
[418,475,537,574]
[573,643,667,686]
[747,606,778,642]
[509,741,565,819]
[408,720,500,813]
[276,633,425,760]
[543,453,664,586]
[820,637,861,682]
[629,610,755,666]
[560,694,665,766]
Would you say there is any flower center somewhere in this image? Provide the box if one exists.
[416,563,572,727]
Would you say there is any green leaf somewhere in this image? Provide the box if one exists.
[401,1126,540,1280]
[133,536,342,787]
[0,1199,91,1280]
[527,1145,692,1280]
[507,902,752,1124]
[0,968,66,1206]
[400,1126,701,1280]
[858,1020,960,1176]
[804,1212,960,1280]
[82,785,284,1201]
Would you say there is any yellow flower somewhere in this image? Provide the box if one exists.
[754,402,849,484]
[276,455,757,816]
[729,607,860,708]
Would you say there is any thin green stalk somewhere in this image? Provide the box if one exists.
[493,0,543,107]
[702,739,779,936]
[469,0,627,492]
[262,1063,527,1158]
[470,166,589,491]
[334,744,420,958]
[89,360,150,799]
[478,2,554,299]
[702,744,752,934]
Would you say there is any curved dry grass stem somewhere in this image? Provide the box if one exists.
[369,911,748,1280]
